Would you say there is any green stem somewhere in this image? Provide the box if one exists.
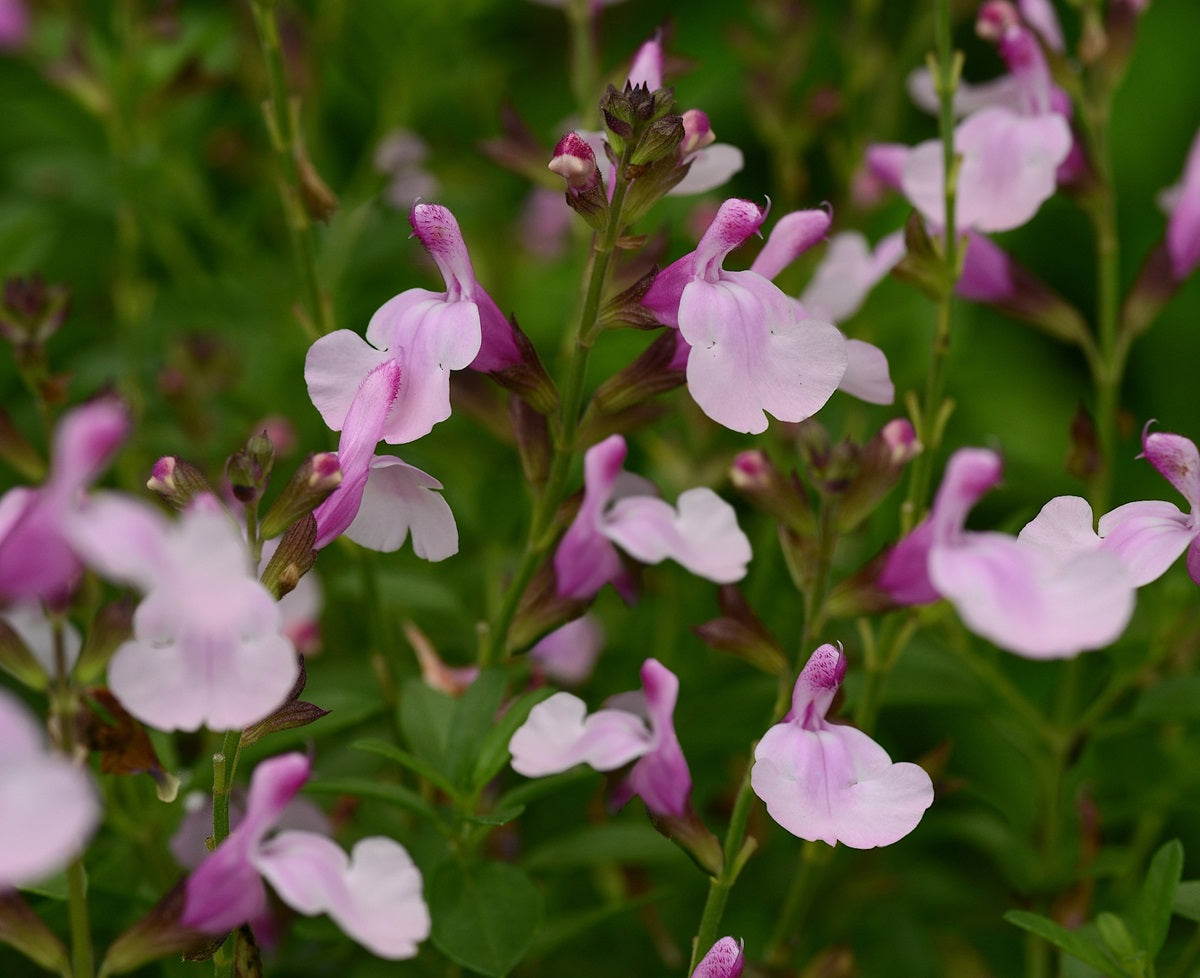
[248,0,327,340]
[763,841,831,967]
[565,0,600,127]
[688,764,757,974]
[481,158,633,664]
[212,730,243,845]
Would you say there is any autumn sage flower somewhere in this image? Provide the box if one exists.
[554,434,751,600]
[509,658,692,817]
[692,937,745,978]
[880,448,1136,658]
[751,644,934,848]
[182,752,429,960]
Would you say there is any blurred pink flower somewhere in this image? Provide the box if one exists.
[1160,128,1200,281]
[751,644,933,848]
[68,495,299,731]
[528,614,604,686]
[880,448,1136,658]
[183,753,429,960]
[509,658,692,817]
[0,398,128,605]
[0,689,99,887]
[0,0,28,51]
[554,435,750,600]
[692,937,745,978]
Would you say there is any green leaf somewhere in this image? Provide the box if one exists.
[1174,881,1200,923]
[1133,838,1183,958]
[350,740,460,798]
[429,861,543,977]
[398,678,456,768]
[496,767,594,810]
[1096,912,1140,968]
[463,805,525,827]
[472,686,555,791]
[523,822,682,873]
[302,777,441,825]
[444,668,508,788]
[1005,910,1118,975]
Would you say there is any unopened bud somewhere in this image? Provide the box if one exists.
[259,514,317,600]
[600,84,636,151]
[75,597,135,683]
[241,655,329,747]
[0,616,48,690]
[648,806,724,877]
[694,585,788,676]
[147,456,213,510]
[976,0,1018,42]
[630,114,685,168]
[548,132,599,191]
[731,449,816,536]
[259,452,341,539]
[99,881,217,976]
[680,109,715,156]
[837,419,922,532]
[0,274,70,346]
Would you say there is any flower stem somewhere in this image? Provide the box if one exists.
[481,157,633,664]
[247,0,328,340]
[762,841,831,967]
[212,730,243,845]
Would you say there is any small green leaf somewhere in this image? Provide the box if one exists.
[1173,880,1200,923]
[472,686,555,791]
[398,678,455,767]
[1096,912,1140,966]
[1005,910,1118,975]
[444,668,508,788]
[429,861,543,977]
[1133,838,1183,958]
[351,740,460,798]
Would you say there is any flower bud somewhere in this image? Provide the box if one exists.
[836,419,922,532]
[0,274,69,347]
[694,585,789,676]
[548,132,600,191]
[629,114,685,168]
[729,449,816,537]
[691,937,745,978]
[680,109,716,156]
[259,514,317,600]
[241,655,329,747]
[147,456,213,510]
[648,806,724,877]
[825,549,901,619]
[259,452,341,539]
[226,431,275,505]
[600,84,636,151]
[489,315,560,415]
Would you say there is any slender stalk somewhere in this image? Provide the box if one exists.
[481,159,634,664]
[565,0,600,128]
[247,0,328,340]
[763,841,831,967]
[901,0,961,532]
[212,730,243,845]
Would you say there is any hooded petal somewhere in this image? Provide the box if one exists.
[620,659,691,817]
[509,691,651,777]
[693,199,767,282]
[1141,428,1200,513]
[749,209,831,282]
[344,456,458,560]
[604,488,751,584]
[679,273,847,433]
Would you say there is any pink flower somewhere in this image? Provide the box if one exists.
[0,689,99,888]
[509,658,692,817]
[553,435,750,600]
[1161,127,1200,282]
[0,0,28,51]
[313,360,458,559]
[1097,426,1200,586]
[641,199,848,432]
[692,937,745,978]
[305,204,514,445]
[528,614,604,686]
[182,753,429,960]
[797,230,905,323]
[751,645,934,848]
[68,495,299,731]
[0,398,129,604]
[880,449,1136,658]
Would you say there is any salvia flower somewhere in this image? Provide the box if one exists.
[68,494,300,731]
[1097,425,1200,586]
[880,448,1136,658]
[0,689,99,888]
[692,937,745,978]
[0,398,129,605]
[641,198,849,432]
[509,658,692,817]
[554,434,751,600]
[751,644,934,848]
[305,203,517,444]
[182,753,429,960]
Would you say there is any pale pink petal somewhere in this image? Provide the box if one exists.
[49,399,130,494]
[1166,128,1200,281]
[679,274,847,433]
[0,693,99,888]
[604,488,751,584]
[182,833,267,933]
[1019,0,1065,51]
[304,330,393,433]
[906,66,1029,117]
[692,937,745,978]
[693,200,768,282]
[838,339,894,405]
[621,659,691,817]
[627,33,663,89]
[902,108,1071,232]
[865,143,908,190]
[957,232,1017,302]
[254,830,346,918]
[927,448,1004,540]
[879,519,940,605]
[752,721,932,848]
[67,492,172,591]
[529,615,604,686]
[749,209,831,281]
[930,531,1135,657]
[344,456,458,560]
[509,692,651,777]
[640,252,696,328]
[329,838,429,959]
[670,144,746,196]
[554,435,628,599]
[1017,495,1103,562]
[800,230,905,322]
[1098,500,1194,586]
